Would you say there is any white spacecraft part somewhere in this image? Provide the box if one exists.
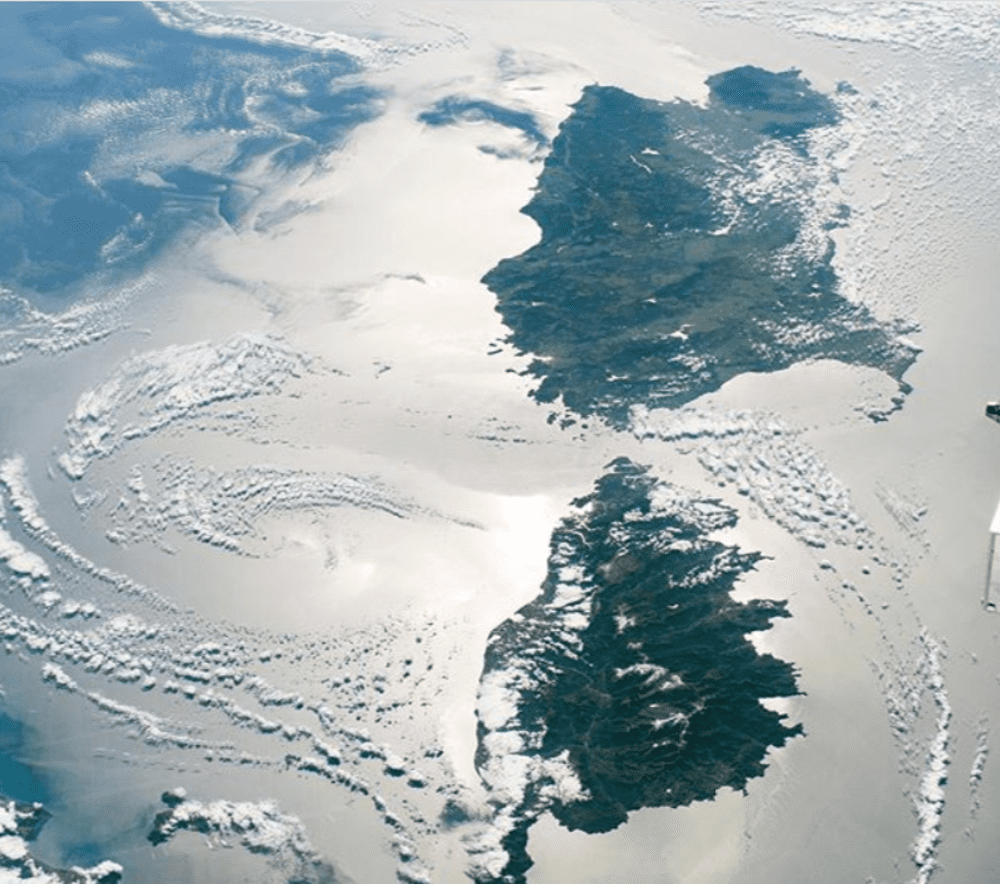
[987,498,1000,609]
[983,402,1000,611]
[985,529,999,612]
[985,403,1000,611]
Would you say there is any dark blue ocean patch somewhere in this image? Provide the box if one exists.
[0,711,50,805]
[482,68,919,427]
[418,95,548,147]
[0,1,384,296]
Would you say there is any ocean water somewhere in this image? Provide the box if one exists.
[0,711,50,805]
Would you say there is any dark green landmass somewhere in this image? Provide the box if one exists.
[475,458,801,882]
[482,67,917,427]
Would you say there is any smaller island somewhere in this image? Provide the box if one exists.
[475,458,801,883]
